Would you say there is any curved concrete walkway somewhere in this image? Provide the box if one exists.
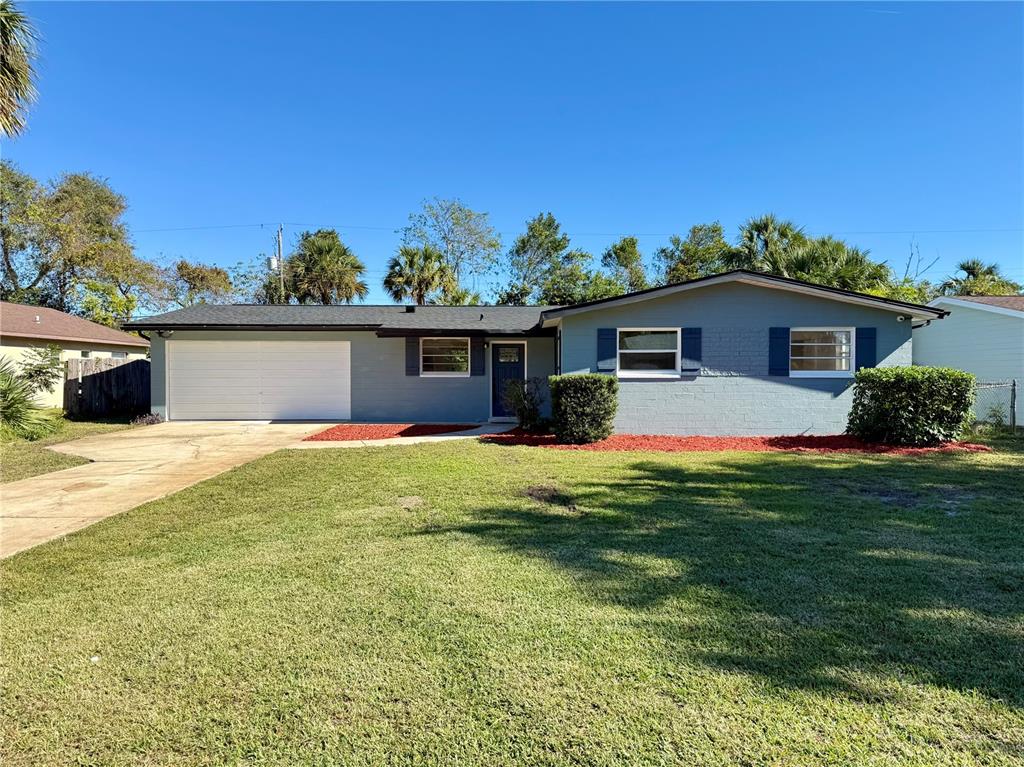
[0,421,326,559]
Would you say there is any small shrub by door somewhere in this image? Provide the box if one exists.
[548,374,618,444]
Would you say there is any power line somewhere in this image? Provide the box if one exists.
[133,222,294,233]
[130,220,1024,238]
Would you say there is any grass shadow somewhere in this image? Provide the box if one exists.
[420,449,1024,705]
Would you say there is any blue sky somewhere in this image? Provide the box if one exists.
[7,1,1023,304]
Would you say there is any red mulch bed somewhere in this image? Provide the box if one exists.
[481,429,992,456]
[305,423,479,441]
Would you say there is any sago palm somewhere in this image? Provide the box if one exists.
[0,0,38,138]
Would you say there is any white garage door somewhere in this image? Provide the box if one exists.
[167,340,351,420]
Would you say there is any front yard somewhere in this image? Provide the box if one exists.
[1,438,1021,765]
[0,412,136,483]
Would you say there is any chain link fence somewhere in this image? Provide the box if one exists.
[974,380,1018,429]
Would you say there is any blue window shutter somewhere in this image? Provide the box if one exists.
[405,337,419,376]
[597,328,617,372]
[855,327,877,370]
[769,327,790,376]
[470,337,485,376]
[681,327,702,374]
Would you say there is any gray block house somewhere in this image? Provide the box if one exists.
[126,270,947,435]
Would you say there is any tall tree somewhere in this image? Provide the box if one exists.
[160,260,233,307]
[940,259,1021,296]
[655,223,732,285]
[383,245,452,305]
[0,160,45,302]
[497,213,571,305]
[539,248,623,305]
[78,280,137,327]
[400,197,501,284]
[0,162,154,314]
[0,0,38,138]
[288,229,368,304]
[38,173,136,312]
[601,236,648,292]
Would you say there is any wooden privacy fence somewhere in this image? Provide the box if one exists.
[64,358,150,418]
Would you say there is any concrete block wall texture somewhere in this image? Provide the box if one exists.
[558,281,913,435]
[146,281,913,434]
[149,331,556,423]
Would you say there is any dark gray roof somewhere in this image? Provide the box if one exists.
[124,304,554,335]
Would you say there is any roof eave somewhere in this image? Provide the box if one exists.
[540,270,948,322]
[927,297,1024,319]
[0,330,149,347]
[121,323,384,332]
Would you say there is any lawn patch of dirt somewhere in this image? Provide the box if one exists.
[522,484,577,512]
[306,424,479,441]
[482,430,993,455]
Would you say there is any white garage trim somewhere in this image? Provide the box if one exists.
[167,339,351,420]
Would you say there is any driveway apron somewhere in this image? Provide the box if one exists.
[0,421,325,559]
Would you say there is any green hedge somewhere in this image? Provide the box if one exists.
[548,374,618,444]
[846,366,976,446]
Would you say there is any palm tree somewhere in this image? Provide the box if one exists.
[383,245,452,305]
[0,0,38,138]
[786,237,890,292]
[441,285,483,305]
[288,229,368,304]
[940,259,1021,296]
[725,214,807,272]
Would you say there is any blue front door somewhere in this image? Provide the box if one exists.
[491,343,525,418]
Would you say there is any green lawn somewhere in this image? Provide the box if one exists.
[2,439,1022,765]
[0,412,136,483]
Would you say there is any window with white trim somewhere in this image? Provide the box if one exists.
[789,328,853,377]
[617,329,680,377]
[111,351,127,359]
[420,337,470,376]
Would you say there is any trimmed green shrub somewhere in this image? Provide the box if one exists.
[548,373,618,444]
[847,366,975,446]
[502,377,549,433]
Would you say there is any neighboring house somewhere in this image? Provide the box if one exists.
[125,270,946,435]
[0,301,150,408]
[913,295,1024,423]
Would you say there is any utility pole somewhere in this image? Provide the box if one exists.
[277,224,285,301]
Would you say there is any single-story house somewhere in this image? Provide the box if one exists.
[1,301,150,408]
[913,295,1023,424]
[125,270,947,435]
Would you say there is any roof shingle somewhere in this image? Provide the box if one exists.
[1,302,149,347]
[954,295,1024,312]
[124,304,553,334]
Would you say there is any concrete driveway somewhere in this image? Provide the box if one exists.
[0,421,326,559]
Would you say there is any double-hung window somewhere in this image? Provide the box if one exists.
[789,328,853,377]
[420,337,470,377]
[617,329,680,378]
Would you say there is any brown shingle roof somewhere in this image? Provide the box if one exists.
[0,302,149,347]
[955,295,1024,312]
